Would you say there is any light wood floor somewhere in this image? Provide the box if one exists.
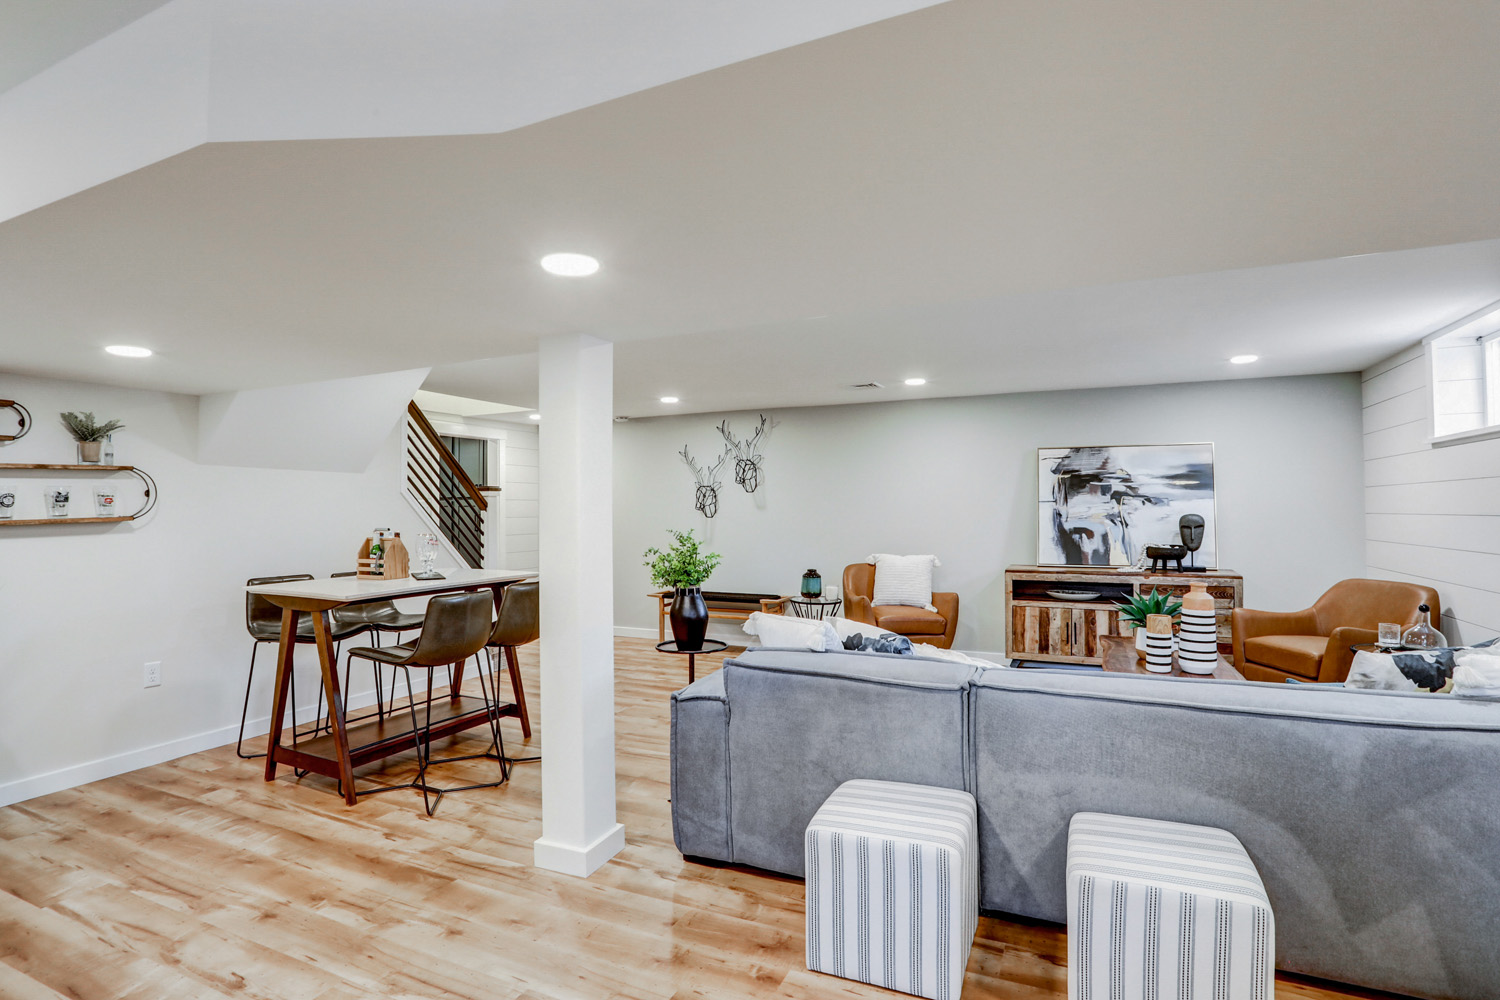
[0,638,1389,999]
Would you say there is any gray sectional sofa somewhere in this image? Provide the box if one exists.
[670,647,1500,1000]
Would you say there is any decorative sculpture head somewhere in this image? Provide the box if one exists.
[1179,513,1205,551]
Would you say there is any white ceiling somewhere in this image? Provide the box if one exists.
[3,0,1500,410]
[0,0,172,94]
[424,238,1500,416]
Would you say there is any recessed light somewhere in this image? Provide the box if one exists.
[540,252,599,277]
[659,396,680,404]
[1229,355,1259,365]
[105,345,152,358]
[903,377,927,387]
[528,413,541,421]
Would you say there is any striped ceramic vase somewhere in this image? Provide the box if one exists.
[1144,614,1175,673]
[1177,582,1219,674]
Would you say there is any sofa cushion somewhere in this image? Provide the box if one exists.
[874,604,948,635]
[1243,634,1327,678]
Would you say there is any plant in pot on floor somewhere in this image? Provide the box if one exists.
[1116,587,1183,658]
[644,529,722,651]
[60,411,124,464]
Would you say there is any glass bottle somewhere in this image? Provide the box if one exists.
[1401,604,1447,650]
[102,433,115,465]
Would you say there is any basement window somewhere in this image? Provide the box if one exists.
[1427,300,1500,446]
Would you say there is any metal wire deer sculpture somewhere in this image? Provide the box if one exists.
[680,444,730,517]
[717,414,773,493]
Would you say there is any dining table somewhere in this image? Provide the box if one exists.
[247,569,535,804]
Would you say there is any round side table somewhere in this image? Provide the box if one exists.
[787,597,842,620]
[655,639,729,684]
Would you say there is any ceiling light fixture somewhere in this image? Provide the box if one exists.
[528,413,541,421]
[105,345,152,358]
[660,396,680,404]
[1229,355,1259,365]
[903,377,927,386]
[540,252,600,277]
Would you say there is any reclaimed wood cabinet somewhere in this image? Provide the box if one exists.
[1005,565,1243,665]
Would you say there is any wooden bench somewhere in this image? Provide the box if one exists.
[651,590,786,642]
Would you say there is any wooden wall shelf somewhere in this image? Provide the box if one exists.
[0,462,158,525]
[2,516,134,528]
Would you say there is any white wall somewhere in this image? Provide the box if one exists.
[614,375,1368,653]
[0,371,448,805]
[1363,346,1500,644]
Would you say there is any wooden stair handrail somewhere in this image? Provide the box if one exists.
[406,401,487,512]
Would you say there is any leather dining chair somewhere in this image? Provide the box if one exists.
[327,570,425,724]
[344,591,503,815]
[238,574,371,759]
[485,580,538,741]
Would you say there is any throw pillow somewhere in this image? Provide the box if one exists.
[742,611,840,652]
[841,631,915,655]
[867,553,941,611]
[1452,650,1500,698]
[1345,648,1454,692]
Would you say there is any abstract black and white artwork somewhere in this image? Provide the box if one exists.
[1037,444,1216,567]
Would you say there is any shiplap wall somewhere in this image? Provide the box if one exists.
[503,422,539,569]
[1363,345,1500,644]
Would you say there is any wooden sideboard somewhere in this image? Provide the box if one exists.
[1004,564,1243,666]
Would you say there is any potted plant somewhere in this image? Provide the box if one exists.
[644,528,722,651]
[60,411,124,464]
[1116,587,1184,657]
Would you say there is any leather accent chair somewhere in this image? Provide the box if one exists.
[486,581,538,740]
[345,592,504,814]
[238,574,370,759]
[1233,579,1442,683]
[842,563,959,649]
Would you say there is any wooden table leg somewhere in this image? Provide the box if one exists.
[688,652,696,685]
[263,609,297,780]
[312,610,358,805]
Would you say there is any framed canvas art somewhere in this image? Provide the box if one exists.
[1037,443,1216,567]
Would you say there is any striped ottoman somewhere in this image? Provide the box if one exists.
[805,779,978,1000]
[1067,812,1275,1000]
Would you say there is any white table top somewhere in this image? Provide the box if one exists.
[247,568,536,603]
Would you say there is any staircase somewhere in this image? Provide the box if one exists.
[405,401,488,568]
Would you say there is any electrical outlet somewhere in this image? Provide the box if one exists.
[144,661,162,688]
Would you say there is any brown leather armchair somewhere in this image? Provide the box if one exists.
[1232,578,1441,683]
[842,563,959,649]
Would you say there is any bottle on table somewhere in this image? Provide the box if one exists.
[1401,604,1447,650]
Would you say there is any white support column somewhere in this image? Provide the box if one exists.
[533,334,624,876]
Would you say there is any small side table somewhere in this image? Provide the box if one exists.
[786,596,842,620]
[655,639,729,684]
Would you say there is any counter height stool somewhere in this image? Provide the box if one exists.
[327,570,426,725]
[345,591,507,815]
[485,580,538,741]
[239,574,371,759]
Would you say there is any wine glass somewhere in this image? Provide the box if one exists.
[418,533,439,576]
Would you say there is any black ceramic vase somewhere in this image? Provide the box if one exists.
[670,586,709,650]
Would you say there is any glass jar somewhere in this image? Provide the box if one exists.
[800,569,822,599]
[1401,604,1447,650]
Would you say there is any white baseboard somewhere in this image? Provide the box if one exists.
[0,686,386,809]
[613,626,658,640]
[534,822,627,877]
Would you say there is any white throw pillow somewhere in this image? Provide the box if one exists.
[1452,650,1500,698]
[742,611,840,652]
[867,553,940,611]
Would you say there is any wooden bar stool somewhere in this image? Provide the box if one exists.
[345,591,505,815]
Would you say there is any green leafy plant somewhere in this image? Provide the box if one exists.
[1115,587,1183,629]
[60,411,124,442]
[644,529,722,589]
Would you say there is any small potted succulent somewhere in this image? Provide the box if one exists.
[1116,587,1184,657]
[644,528,722,651]
[60,411,124,464]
